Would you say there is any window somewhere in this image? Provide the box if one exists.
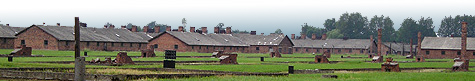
[139,44,142,47]
[213,46,216,49]
[295,48,298,51]
[426,51,430,55]
[386,51,389,54]
[230,47,232,50]
[65,41,69,46]
[121,43,124,47]
[223,47,226,50]
[279,48,282,53]
[316,49,320,52]
[111,43,114,46]
[44,40,48,45]
[360,50,364,53]
[174,45,178,49]
[305,48,308,52]
[256,47,260,51]
[338,49,341,53]
[130,43,133,47]
[2,38,6,44]
[349,50,352,53]
[154,44,158,48]
[457,51,461,55]
[207,46,209,49]
[199,46,202,49]
[86,42,90,46]
[97,42,100,46]
[473,52,475,56]
[192,46,194,49]
[21,40,25,45]
[441,51,445,55]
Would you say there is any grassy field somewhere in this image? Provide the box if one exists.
[1,49,475,81]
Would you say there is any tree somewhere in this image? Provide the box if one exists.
[232,29,249,33]
[438,15,475,37]
[369,15,396,42]
[182,18,187,27]
[274,29,282,34]
[335,12,369,39]
[324,18,336,31]
[397,17,436,44]
[300,23,326,38]
[146,21,169,32]
[326,29,344,39]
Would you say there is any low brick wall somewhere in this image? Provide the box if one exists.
[294,69,334,74]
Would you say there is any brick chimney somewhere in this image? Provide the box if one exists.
[201,27,208,34]
[322,34,327,40]
[410,39,413,56]
[291,34,295,40]
[226,27,232,34]
[6,24,9,26]
[261,33,264,35]
[250,31,256,35]
[461,22,468,59]
[104,25,108,28]
[214,27,219,33]
[377,28,382,56]
[121,25,126,29]
[311,34,317,40]
[166,26,171,31]
[143,26,148,32]
[132,26,137,32]
[370,35,373,53]
[110,25,115,29]
[178,26,184,32]
[417,32,421,56]
[154,26,160,33]
[301,34,306,39]
[190,27,195,33]
[57,23,60,26]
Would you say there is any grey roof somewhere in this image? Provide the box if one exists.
[133,32,160,41]
[156,31,249,46]
[231,34,287,46]
[421,37,475,50]
[292,39,372,49]
[383,42,417,52]
[17,25,148,43]
[0,26,26,38]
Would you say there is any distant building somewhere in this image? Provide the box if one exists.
[0,25,25,49]
[420,37,475,59]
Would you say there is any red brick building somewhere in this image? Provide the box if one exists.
[420,37,475,59]
[382,42,416,55]
[293,38,375,54]
[0,25,25,49]
[148,28,294,54]
[14,25,153,51]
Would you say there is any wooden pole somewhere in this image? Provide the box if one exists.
[74,17,85,81]
[75,17,80,58]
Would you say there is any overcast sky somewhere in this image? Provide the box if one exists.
[0,0,473,35]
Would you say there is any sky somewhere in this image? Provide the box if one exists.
[0,0,473,36]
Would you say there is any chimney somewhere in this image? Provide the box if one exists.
[154,26,160,33]
[80,23,87,27]
[301,33,306,39]
[6,24,9,26]
[226,27,232,34]
[190,27,195,33]
[370,35,373,54]
[377,28,382,56]
[166,26,171,31]
[143,26,148,32]
[104,25,108,28]
[261,33,264,35]
[57,23,60,26]
[410,39,413,56]
[322,34,327,40]
[201,27,208,34]
[461,22,468,59]
[417,32,422,56]
[132,26,137,32]
[110,25,115,29]
[178,26,184,32]
[291,34,295,39]
[250,31,256,35]
[311,34,317,40]
[121,25,126,29]
[214,27,219,33]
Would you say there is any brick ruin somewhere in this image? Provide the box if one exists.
[270,52,282,58]
[406,39,414,58]
[140,46,156,57]
[10,45,32,56]
[381,57,400,72]
[212,50,224,58]
[322,50,331,58]
[372,29,383,62]
[372,56,383,63]
[415,32,425,62]
[314,55,329,63]
[219,53,238,64]
[115,52,134,64]
[453,22,469,71]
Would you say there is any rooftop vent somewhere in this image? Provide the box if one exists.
[146,34,153,38]
[115,34,120,37]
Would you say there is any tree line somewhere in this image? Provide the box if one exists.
[300,12,472,44]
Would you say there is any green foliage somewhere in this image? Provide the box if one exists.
[300,23,326,38]
[369,15,396,42]
[397,17,436,44]
[326,29,344,39]
[324,18,336,31]
[335,12,369,39]
[438,15,475,37]
[274,29,282,34]
[232,29,249,33]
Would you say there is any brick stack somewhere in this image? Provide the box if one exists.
[314,55,329,63]
[381,57,400,72]
[115,52,134,64]
[9,45,32,56]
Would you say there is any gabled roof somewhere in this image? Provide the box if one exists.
[292,39,372,49]
[133,32,161,41]
[0,26,26,38]
[152,31,249,46]
[383,42,417,52]
[421,37,475,50]
[231,34,289,46]
[16,25,148,43]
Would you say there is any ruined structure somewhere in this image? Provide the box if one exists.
[314,55,329,63]
[219,53,238,64]
[270,52,282,58]
[372,56,383,63]
[115,52,134,64]
[453,22,469,71]
[372,29,383,62]
[10,45,32,56]
[212,50,224,58]
[381,57,400,72]
[322,50,331,58]
[140,46,156,57]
